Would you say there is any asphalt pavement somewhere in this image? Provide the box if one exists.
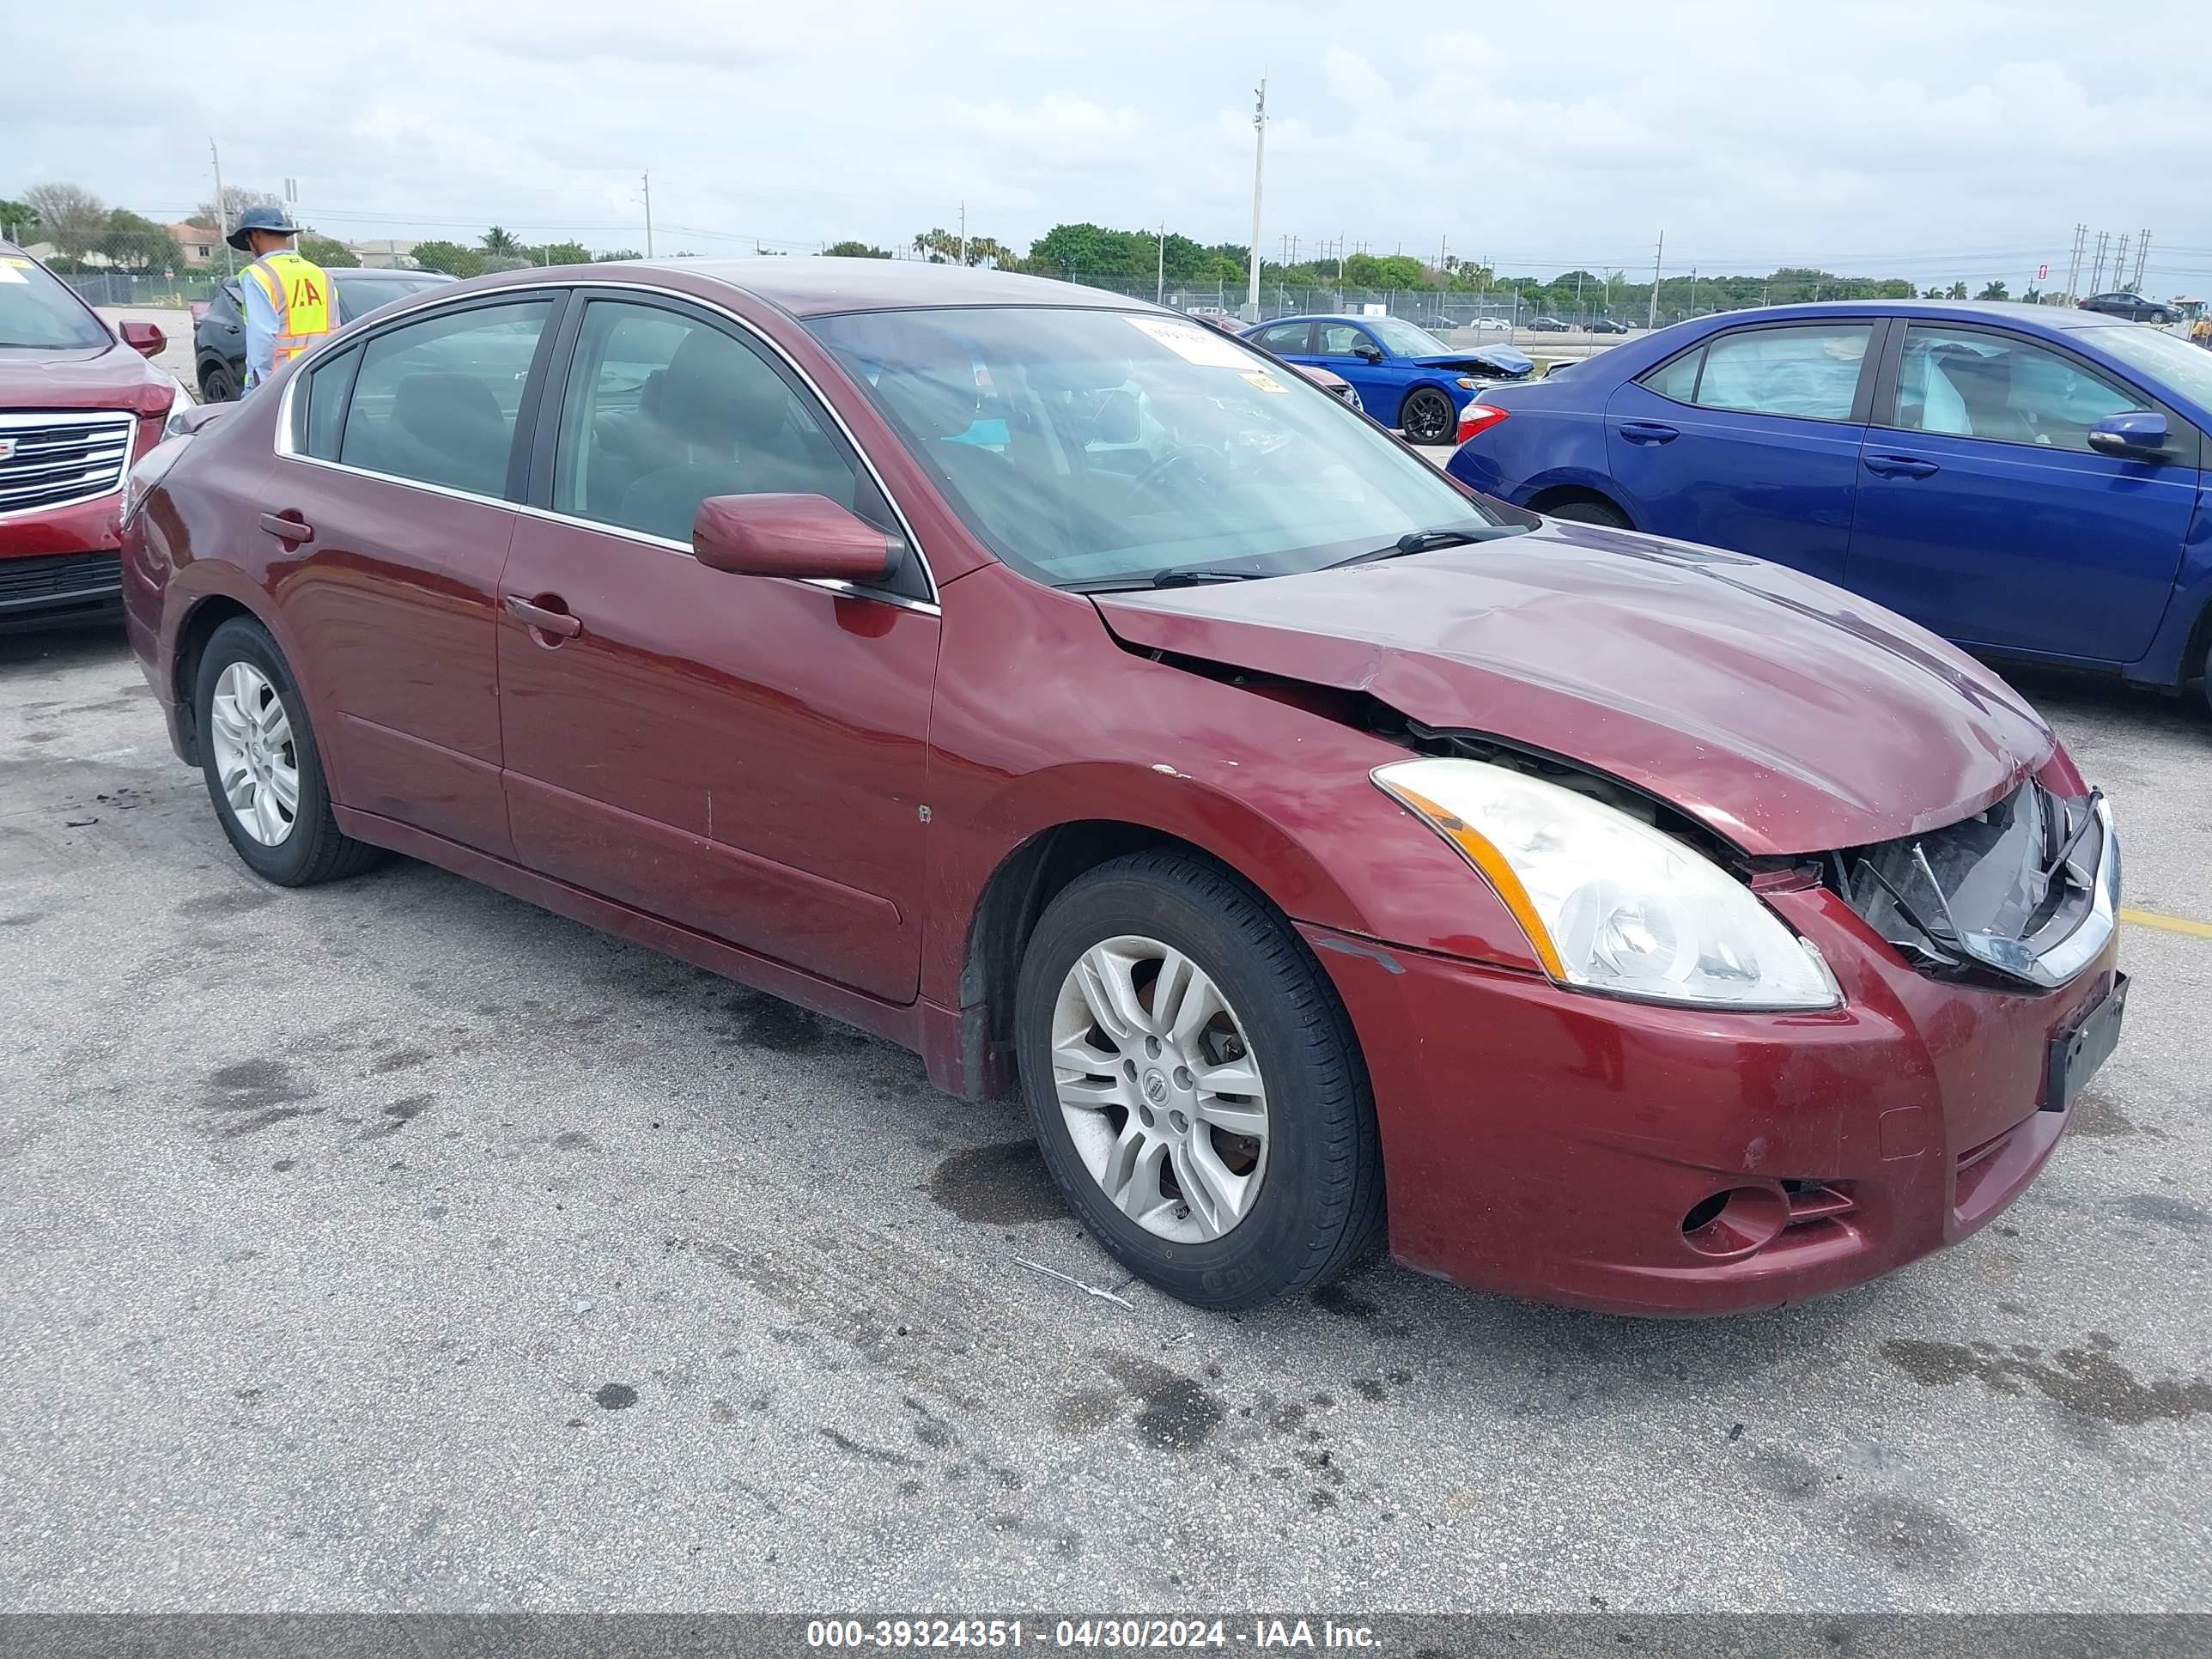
[2,622,2209,1612]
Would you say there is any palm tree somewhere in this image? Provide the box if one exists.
[481,225,521,258]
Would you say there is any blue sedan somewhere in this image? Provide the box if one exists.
[1446,301,2212,703]
[1244,313,1533,445]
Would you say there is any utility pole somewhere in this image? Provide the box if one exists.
[2063,222,2087,303]
[2132,229,2150,291]
[2113,233,2130,292]
[641,172,654,258]
[2088,229,2108,294]
[1156,222,1164,305]
[958,201,967,267]
[1245,79,1266,321]
[210,137,234,279]
[1647,230,1662,329]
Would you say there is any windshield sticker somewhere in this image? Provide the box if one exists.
[0,261,28,283]
[1240,368,1288,394]
[1124,315,1252,368]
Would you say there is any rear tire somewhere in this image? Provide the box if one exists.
[1399,386,1456,447]
[199,362,240,403]
[1543,496,1632,529]
[1013,851,1385,1310]
[194,617,382,887]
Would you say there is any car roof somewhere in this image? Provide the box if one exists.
[332,267,453,283]
[1680,298,2131,334]
[580,257,1156,319]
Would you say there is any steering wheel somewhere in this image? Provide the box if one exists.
[1127,443,1226,500]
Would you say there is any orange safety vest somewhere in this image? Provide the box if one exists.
[244,250,335,373]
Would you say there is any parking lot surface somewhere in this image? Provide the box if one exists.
[3,622,2208,1612]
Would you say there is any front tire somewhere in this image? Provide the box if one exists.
[1399,386,1455,446]
[194,617,381,886]
[1013,851,1384,1310]
[199,361,240,403]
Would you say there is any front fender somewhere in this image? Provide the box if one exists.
[920,567,1545,1011]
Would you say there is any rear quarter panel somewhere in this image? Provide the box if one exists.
[1445,379,1620,507]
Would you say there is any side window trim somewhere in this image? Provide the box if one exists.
[524,289,934,605]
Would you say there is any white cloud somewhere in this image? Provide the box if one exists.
[6,0,2209,293]
[1322,48,1390,106]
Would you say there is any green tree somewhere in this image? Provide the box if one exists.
[823,240,892,258]
[595,248,644,262]
[24,182,106,258]
[480,225,521,257]
[410,239,485,278]
[98,208,180,272]
[0,198,38,242]
[1946,281,1969,300]
[297,234,359,268]
[1975,279,2008,301]
[525,240,591,266]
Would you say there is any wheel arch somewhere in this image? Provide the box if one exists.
[957,819,1256,1092]
[1524,481,1637,526]
[169,593,265,766]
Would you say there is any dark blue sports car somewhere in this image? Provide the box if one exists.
[1243,313,1533,445]
[1447,301,2212,703]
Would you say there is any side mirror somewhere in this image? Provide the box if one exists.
[692,493,896,584]
[119,320,165,358]
[2087,411,2168,459]
[1353,342,1384,362]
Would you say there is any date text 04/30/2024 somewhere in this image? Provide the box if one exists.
[805,1620,1381,1650]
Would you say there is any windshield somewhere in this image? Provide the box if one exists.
[1366,317,1449,358]
[2091,323,2212,411]
[0,253,111,349]
[808,306,1505,588]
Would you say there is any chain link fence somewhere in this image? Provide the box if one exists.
[1060,275,1681,331]
[58,271,222,310]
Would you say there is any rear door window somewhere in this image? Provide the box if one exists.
[334,299,552,497]
[1251,321,1311,353]
[1684,325,1873,422]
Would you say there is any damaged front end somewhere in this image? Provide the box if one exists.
[1835,782,2119,990]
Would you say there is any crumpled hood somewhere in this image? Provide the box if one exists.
[1092,521,2056,856]
[1413,345,1534,378]
[0,341,172,415]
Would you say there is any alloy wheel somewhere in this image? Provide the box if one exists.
[1402,389,1453,444]
[1049,934,1269,1243]
[208,660,299,847]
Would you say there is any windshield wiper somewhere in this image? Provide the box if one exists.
[1327,522,1528,568]
[1065,568,1269,593]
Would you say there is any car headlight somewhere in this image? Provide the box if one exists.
[1373,757,1841,1010]
[160,371,196,438]
[1454,377,1480,389]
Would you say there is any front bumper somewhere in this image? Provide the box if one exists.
[1304,880,2118,1316]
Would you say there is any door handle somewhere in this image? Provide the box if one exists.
[1619,420,1680,444]
[503,592,582,639]
[1864,453,1940,479]
[258,512,313,544]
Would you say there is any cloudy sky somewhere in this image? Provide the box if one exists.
[14,0,2212,293]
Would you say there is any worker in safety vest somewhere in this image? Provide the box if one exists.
[228,205,334,395]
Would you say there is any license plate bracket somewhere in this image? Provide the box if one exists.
[2045,972,2128,1113]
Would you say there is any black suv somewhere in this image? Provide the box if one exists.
[192,267,456,400]
[2077,290,2179,325]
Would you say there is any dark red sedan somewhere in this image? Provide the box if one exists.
[121,259,2124,1316]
